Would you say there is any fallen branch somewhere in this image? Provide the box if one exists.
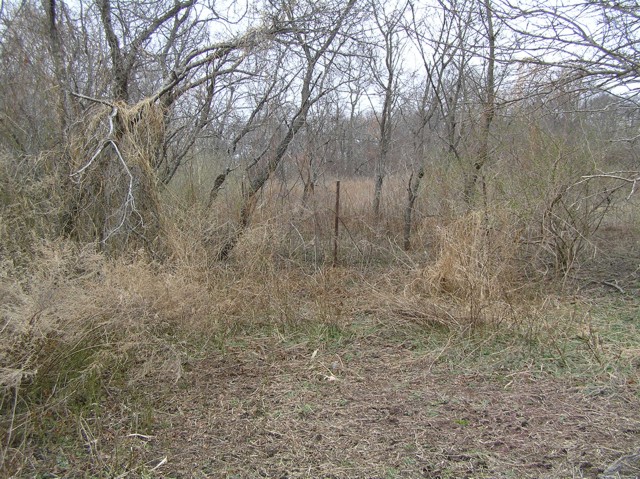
[602,280,625,294]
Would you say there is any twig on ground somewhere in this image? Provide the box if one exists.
[602,280,625,294]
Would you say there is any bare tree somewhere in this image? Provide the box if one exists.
[0,1,68,153]
[369,0,407,218]
[205,50,291,206]
[400,0,473,249]
[96,0,196,102]
[217,0,361,259]
[26,0,293,254]
[497,0,640,100]
[490,0,640,272]
[463,0,496,205]
[44,0,71,137]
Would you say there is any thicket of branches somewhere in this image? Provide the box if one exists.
[0,0,638,269]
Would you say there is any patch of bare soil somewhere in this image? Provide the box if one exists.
[575,223,640,296]
[126,331,640,478]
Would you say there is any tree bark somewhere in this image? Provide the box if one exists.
[97,0,128,102]
[371,2,402,218]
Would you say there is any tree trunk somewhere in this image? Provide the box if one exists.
[464,0,495,206]
[97,0,129,102]
[44,0,70,136]
[301,167,315,207]
[217,110,308,260]
[373,173,384,218]
[403,166,425,251]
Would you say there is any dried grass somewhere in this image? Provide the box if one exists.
[0,151,61,268]
[0,238,213,475]
[2,109,639,475]
[424,209,520,299]
[375,209,526,328]
[62,100,165,256]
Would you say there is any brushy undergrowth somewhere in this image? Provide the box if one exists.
[1,138,639,476]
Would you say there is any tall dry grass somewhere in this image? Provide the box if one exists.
[0,238,215,475]
[0,151,61,268]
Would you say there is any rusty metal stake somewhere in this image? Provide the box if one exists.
[333,180,340,267]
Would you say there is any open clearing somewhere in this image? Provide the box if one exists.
[143,323,639,479]
[22,286,639,479]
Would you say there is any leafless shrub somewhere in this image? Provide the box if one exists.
[534,176,625,276]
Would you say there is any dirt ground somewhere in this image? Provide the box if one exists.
[93,324,638,479]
